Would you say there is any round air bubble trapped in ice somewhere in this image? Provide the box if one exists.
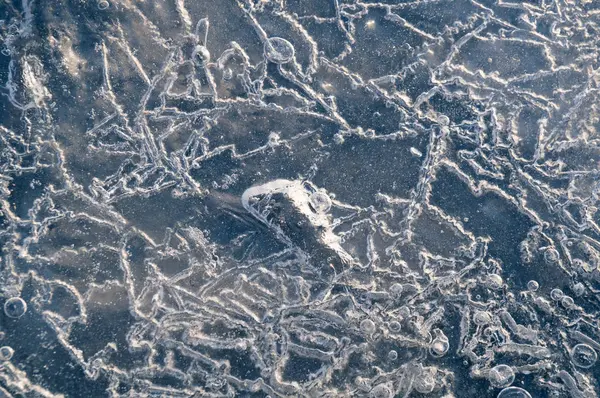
[497,387,532,398]
[4,297,27,319]
[360,319,376,335]
[0,346,13,361]
[571,343,597,368]
[369,383,393,398]
[488,364,515,388]
[264,37,295,64]
[526,280,539,292]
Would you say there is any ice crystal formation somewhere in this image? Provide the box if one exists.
[1,0,600,397]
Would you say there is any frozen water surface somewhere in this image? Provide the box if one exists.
[2,0,600,396]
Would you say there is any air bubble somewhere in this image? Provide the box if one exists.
[437,114,450,126]
[526,280,539,292]
[473,311,492,326]
[414,367,436,394]
[194,45,211,63]
[369,383,393,398]
[571,344,597,368]
[429,329,449,357]
[360,319,376,335]
[550,288,564,301]
[486,274,503,290]
[389,283,403,298]
[264,37,295,64]
[4,297,27,318]
[97,0,109,9]
[572,282,585,296]
[488,364,515,388]
[544,248,560,264]
[309,191,332,213]
[497,387,532,398]
[388,320,401,333]
[0,346,13,361]
[387,350,398,361]
[561,296,574,309]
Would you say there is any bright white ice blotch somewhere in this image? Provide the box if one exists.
[309,191,332,213]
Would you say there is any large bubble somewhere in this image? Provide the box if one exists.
[4,297,27,319]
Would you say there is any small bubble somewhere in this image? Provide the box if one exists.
[572,282,585,296]
[414,367,436,394]
[398,306,411,319]
[487,274,503,290]
[544,248,560,264]
[473,311,492,326]
[387,350,398,361]
[437,115,450,126]
[561,296,574,309]
[429,329,449,357]
[550,288,564,301]
[360,319,376,335]
[571,344,597,368]
[369,383,393,398]
[4,297,27,318]
[497,387,532,398]
[309,191,332,213]
[488,364,515,388]
[388,320,401,333]
[526,280,539,292]
[194,45,210,63]
[97,0,109,10]
[389,283,403,298]
[264,37,295,64]
[333,133,345,144]
[0,346,13,361]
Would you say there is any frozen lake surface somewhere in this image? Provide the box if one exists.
[1,0,600,397]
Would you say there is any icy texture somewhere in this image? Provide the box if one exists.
[1,0,600,397]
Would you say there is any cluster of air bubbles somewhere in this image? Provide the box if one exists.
[309,191,332,213]
[488,364,515,388]
[0,346,13,361]
[497,387,532,398]
[570,344,598,368]
[4,297,27,318]
[264,37,295,64]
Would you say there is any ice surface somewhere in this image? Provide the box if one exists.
[2,0,600,396]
